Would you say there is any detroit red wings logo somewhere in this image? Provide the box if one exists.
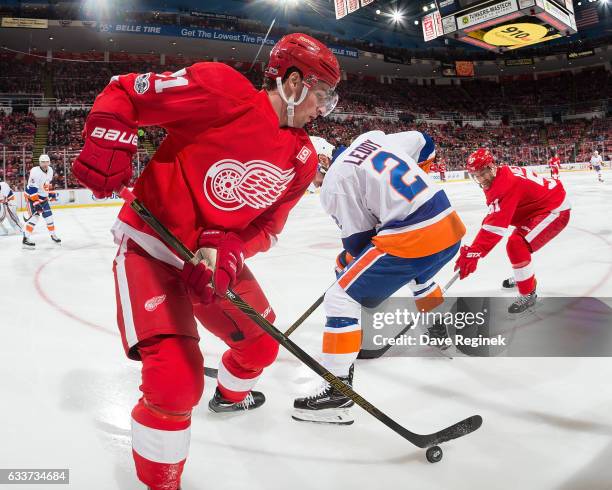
[204,159,295,211]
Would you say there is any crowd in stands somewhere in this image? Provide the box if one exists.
[335,67,612,119]
[1,110,608,191]
[2,48,607,120]
[48,108,87,148]
[18,55,606,123]
[0,111,36,151]
[313,116,610,170]
[0,59,45,94]
[0,54,610,190]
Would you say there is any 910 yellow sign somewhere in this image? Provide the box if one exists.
[483,23,548,47]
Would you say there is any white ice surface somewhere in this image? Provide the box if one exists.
[1,171,611,490]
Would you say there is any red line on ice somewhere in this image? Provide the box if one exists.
[34,244,119,337]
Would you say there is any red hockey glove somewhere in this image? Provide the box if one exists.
[182,230,245,304]
[182,259,214,305]
[454,245,482,280]
[198,230,245,298]
[72,112,137,198]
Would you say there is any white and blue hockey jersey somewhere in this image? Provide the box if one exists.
[320,130,465,259]
[26,166,54,201]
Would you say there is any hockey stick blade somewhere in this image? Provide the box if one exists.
[122,188,483,449]
[413,414,482,448]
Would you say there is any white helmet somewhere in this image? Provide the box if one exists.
[39,154,50,164]
[310,136,335,160]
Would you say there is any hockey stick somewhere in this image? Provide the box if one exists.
[204,291,325,379]
[248,17,275,73]
[120,188,482,450]
[6,202,22,231]
[357,271,461,360]
[283,293,324,336]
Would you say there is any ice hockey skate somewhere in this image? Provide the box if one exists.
[208,388,266,414]
[508,291,537,314]
[293,365,354,425]
[22,235,35,249]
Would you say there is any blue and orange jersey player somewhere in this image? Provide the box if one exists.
[292,130,465,425]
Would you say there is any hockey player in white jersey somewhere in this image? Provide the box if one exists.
[0,181,22,235]
[22,154,61,248]
[293,130,465,424]
[590,150,604,183]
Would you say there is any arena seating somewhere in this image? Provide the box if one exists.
[0,54,609,190]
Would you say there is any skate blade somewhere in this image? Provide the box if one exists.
[507,304,538,319]
[208,405,254,415]
[292,408,354,425]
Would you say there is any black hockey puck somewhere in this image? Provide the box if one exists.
[426,446,443,463]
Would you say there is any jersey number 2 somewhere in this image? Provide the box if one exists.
[371,151,427,202]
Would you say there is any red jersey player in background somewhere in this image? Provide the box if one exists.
[437,158,447,182]
[455,149,571,313]
[548,148,561,180]
[72,34,340,490]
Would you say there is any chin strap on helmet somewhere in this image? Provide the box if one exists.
[276,76,309,128]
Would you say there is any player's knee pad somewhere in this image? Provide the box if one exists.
[324,282,361,319]
[506,233,531,265]
[233,332,279,371]
[139,336,204,414]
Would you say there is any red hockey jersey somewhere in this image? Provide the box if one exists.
[471,165,570,255]
[548,156,561,170]
[89,63,318,265]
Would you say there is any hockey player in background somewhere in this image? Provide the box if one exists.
[22,154,60,248]
[292,130,465,425]
[548,149,561,180]
[308,135,335,191]
[72,34,340,490]
[455,148,571,313]
[439,158,447,182]
[0,180,22,235]
[590,150,604,183]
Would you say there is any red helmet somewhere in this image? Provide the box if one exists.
[265,33,341,89]
[466,148,495,173]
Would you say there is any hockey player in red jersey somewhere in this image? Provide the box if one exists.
[72,33,340,490]
[455,148,571,313]
[437,159,447,182]
[548,149,561,180]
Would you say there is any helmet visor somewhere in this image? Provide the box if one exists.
[313,86,339,117]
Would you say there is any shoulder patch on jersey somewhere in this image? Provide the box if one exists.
[134,73,151,95]
[296,146,312,164]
